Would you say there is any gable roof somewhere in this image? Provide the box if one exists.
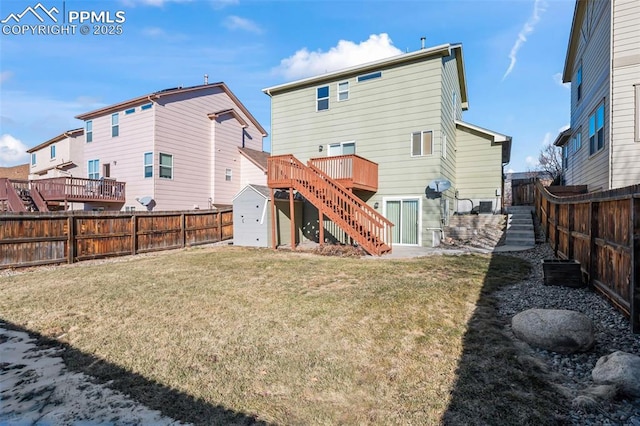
[263,43,468,110]
[239,147,269,172]
[553,127,572,146]
[455,120,512,164]
[233,184,271,201]
[562,0,588,82]
[75,83,268,136]
[27,128,83,153]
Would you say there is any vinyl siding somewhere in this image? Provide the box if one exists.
[83,102,154,209]
[440,54,461,220]
[566,0,610,191]
[455,127,503,213]
[611,0,640,188]
[271,56,445,246]
[153,87,264,210]
[240,155,267,188]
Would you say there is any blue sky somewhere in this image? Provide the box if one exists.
[0,0,575,173]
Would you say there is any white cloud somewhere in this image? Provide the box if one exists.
[525,155,539,168]
[558,123,570,133]
[553,72,570,89]
[541,131,553,146]
[275,33,403,80]
[223,15,262,34]
[503,0,547,80]
[0,71,13,85]
[506,168,515,174]
[212,0,238,9]
[119,0,192,7]
[0,134,29,167]
[141,27,188,41]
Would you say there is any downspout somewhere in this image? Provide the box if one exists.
[608,0,614,189]
[148,95,156,207]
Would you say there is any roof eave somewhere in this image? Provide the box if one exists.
[562,1,587,82]
[27,128,84,153]
[263,43,454,95]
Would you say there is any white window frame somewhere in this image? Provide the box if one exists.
[86,120,93,143]
[31,153,36,166]
[316,85,329,111]
[143,152,153,178]
[225,168,232,181]
[573,129,582,153]
[382,196,422,247]
[111,113,119,137]
[337,81,349,102]
[327,141,356,157]
[589,101,605,156]
[410,130,433,157]
[88,159,100,180]
[159,152,173,179]
[50,145,56,159]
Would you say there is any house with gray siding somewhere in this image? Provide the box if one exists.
[555,0,640,191]
[263,43,511,250]
[74,83,268,211]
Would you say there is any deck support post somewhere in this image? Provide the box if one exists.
[319,208,324,247]
[271,188,277,250]
[289,187,295,250]
[631,196,640,333]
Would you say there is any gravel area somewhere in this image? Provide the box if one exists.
[496,243,640,425]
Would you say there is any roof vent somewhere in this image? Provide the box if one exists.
[420,36,426,50]
[204,74,208,85]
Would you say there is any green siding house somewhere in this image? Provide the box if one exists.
[263,43,511,251]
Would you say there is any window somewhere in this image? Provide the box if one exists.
[225,168,232,181]
[337,81,349,101]
[144,152,153,178]
[317,86,329,111]
[441,134,447,159]
[111,113,119,137]
[50,145,56,159]
[103,163,110,178]
[573,129,582,153]
[328,141,355,156]
[357,71,382,82]
[125,108,135,115]
[88,159,100,180]
[159,153,173,179]
[411,131,433,156]
[141,103,153,111]
[86,120,93,143]
[589,102,605,155]
[576,65,583,101]
[31,153,36,166]
[562,144,569,168]
[125,206,136,212]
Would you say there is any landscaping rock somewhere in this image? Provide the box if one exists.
[511,309,594,354]
[592,351,640,398]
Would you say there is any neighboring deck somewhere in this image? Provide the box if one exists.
[1,177,126,212]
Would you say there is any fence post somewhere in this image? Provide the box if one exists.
[567,203,574,259]
[131,214,137,255]
[181,213,186,248]
[588,201,598,291]
[67,213,75,264]
[217,209,223,242]
[554,202,560,256]
[631,196,640,333]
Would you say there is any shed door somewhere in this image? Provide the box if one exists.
[386,199,419,245]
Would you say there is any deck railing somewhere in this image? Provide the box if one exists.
[309,155,378,192]
[32,177,126,202]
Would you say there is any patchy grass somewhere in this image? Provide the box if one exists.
[0,247,567,424]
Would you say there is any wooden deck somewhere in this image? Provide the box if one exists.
[308,155,378,192]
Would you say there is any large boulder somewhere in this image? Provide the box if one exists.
[511,309,594,354]
[592,351,640,398]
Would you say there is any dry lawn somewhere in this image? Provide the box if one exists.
[0,246,566,425]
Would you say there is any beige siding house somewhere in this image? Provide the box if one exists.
[27,128,84,180]
[264,43,511,248]
[557,0,640,190]
[75,83,268,211]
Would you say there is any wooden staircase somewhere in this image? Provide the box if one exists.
[268,155,393,256]
[0,179,49,212]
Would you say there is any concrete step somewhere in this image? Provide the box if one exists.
[506,205,535,214]
[507,223,534,231]
[508,217,533,225]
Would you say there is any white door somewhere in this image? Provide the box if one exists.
[385,199,419,245]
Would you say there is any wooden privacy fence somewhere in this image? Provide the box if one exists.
[534,181,640,332]
[0,208,233,269]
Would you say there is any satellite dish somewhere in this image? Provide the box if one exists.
[136,196,154,206]
[427,178,451,193]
